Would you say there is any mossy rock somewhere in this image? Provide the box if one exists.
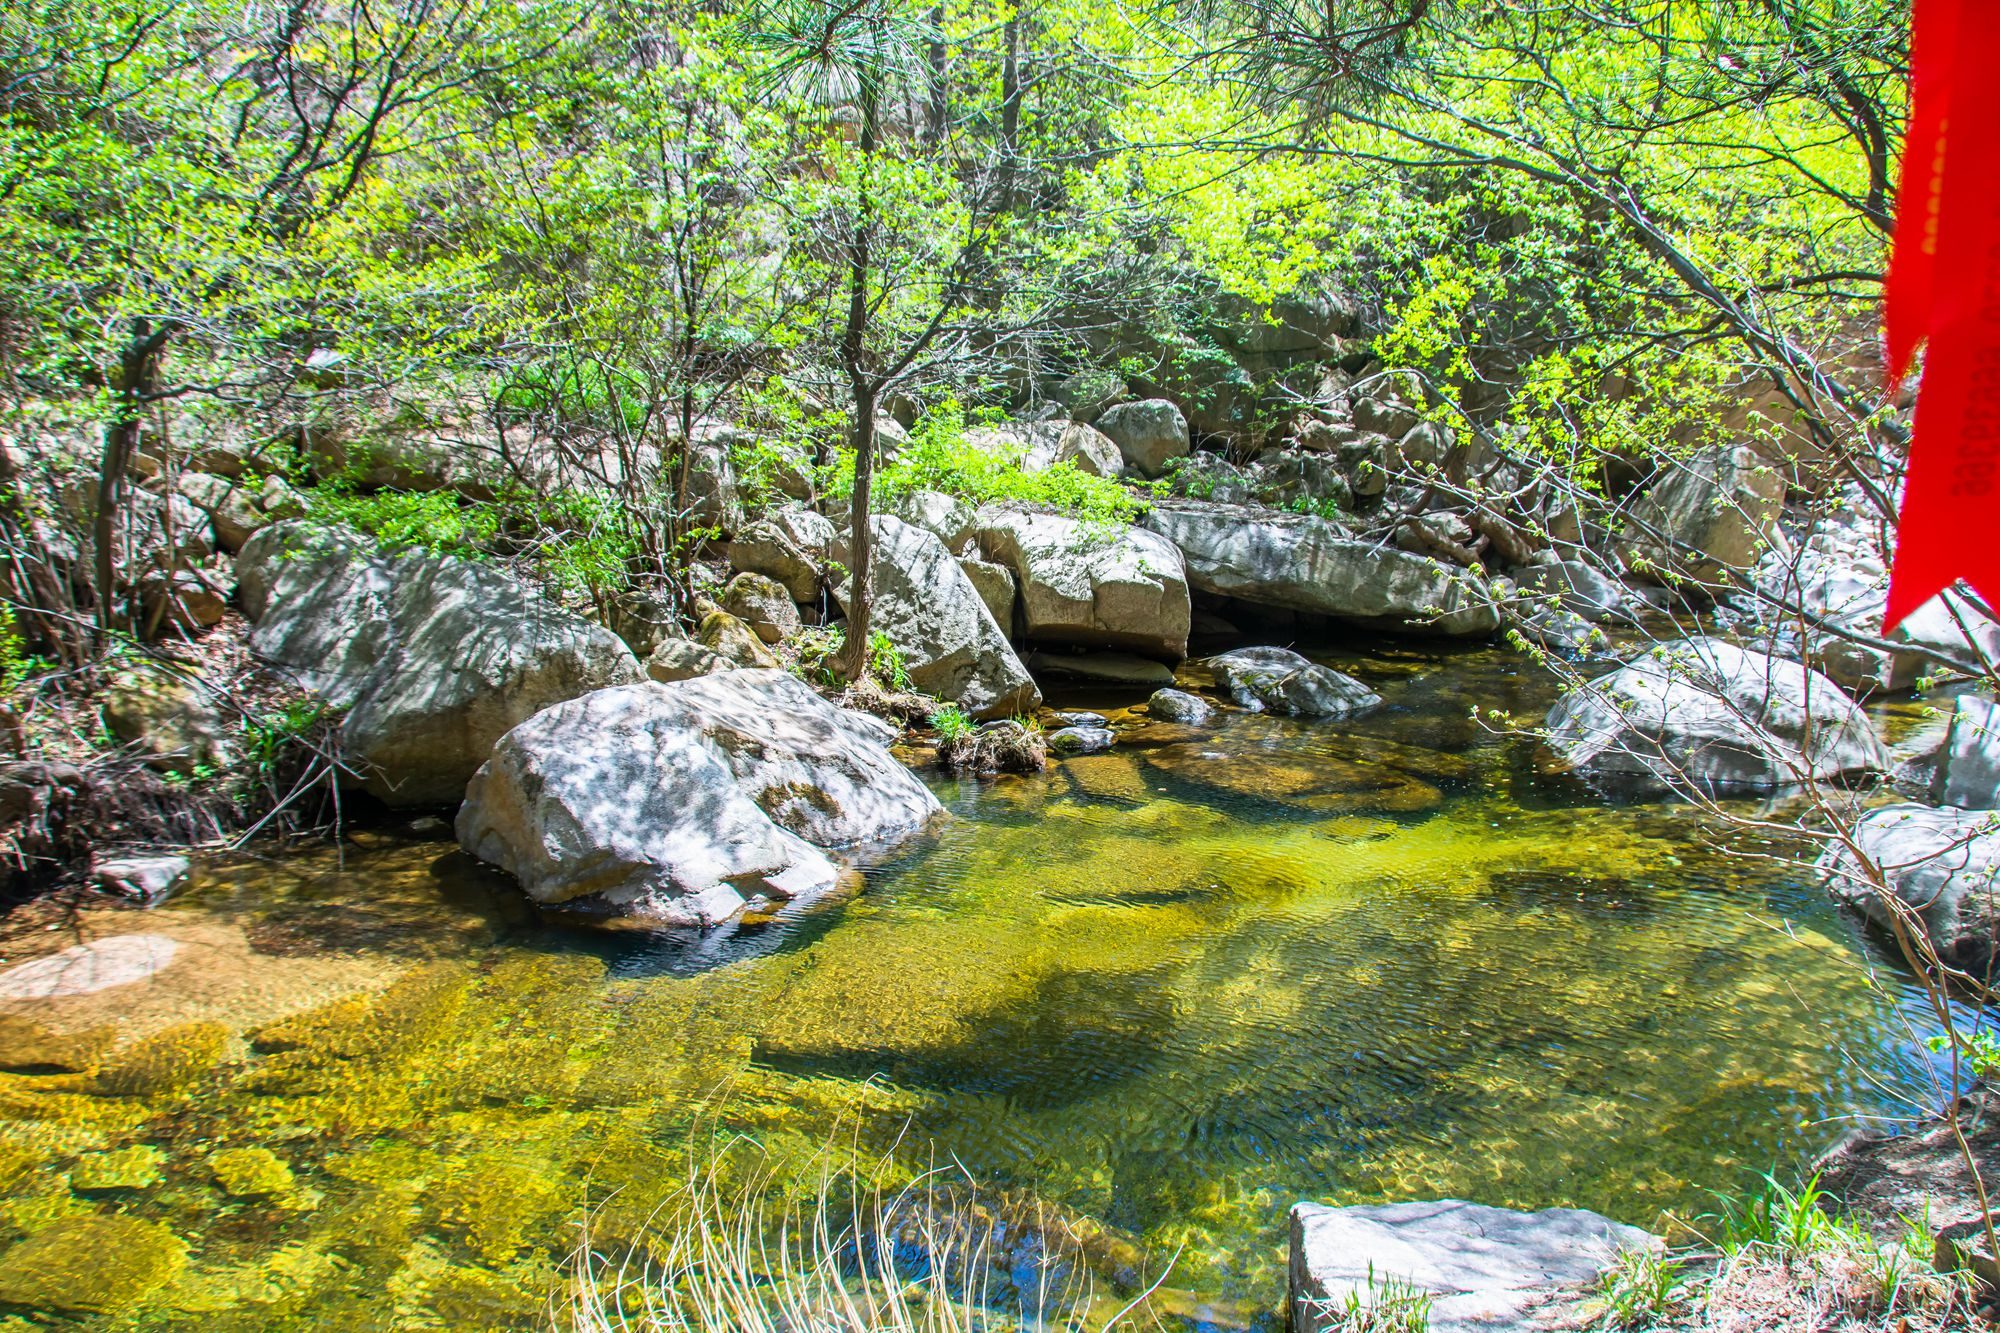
[0,1214,188,1314]
[0,1017,114,1075]
[425,1154,564,1263]
[68,1144,165,1192]
[1064,753,1153,804]
[210,1146,295,1197]
[91,1021,230,1098]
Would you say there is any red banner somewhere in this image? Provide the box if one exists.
[1883,0,2000,633]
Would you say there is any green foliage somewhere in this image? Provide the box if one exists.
[1594,1247,1685,1328]
[868,631,912,692]
[928,704,975,741]
[834,399,1143,524]
[0,607,48,695]
[1699,1171,1844,1255]
[1926,1027,2000,1078]
[1317,1268,1434,1333]
[242,701,336,776]
[303,487,499,558]
[792,626,848,689]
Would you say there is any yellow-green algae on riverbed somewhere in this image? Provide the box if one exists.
[0,644,1951,1329]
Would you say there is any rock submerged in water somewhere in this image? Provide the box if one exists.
[1543,636,1887,795]
[1289,1199,1654,1333]
[1206,647,1381,719]
[238,522,644,805]
[1148,688,1214,725]
[456,671,942,925]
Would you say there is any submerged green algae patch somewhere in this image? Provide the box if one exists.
[0,643,1955,1325]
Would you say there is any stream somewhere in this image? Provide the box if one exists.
[0,637,1959,1328]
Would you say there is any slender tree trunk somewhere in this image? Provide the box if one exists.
[998,11,1021,213]
[926,3,947,145]
[93,318,167,643]
[840,81,881,685]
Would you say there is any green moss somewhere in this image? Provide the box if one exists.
[0,1214,187,1313]
[210,1146,295,1197]
[68,1144,166,1192]
[426,1154,564,1263]
[0,1017,113,1075]
[92,1022,230,1098]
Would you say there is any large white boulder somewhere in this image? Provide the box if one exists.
[238,522,643,805]
[1290,1200,1653,1333]
[837,516,1039,719]
[457,672,942,924]
[725,507,837,602]
[973,507,1190,660]
[1820,804,2000,965]
[1142,500,1500,637]
[1618,443,1782,585]
[1096,399,1190,478]
[1935,696,2000,810]
[1543,636,1888,795]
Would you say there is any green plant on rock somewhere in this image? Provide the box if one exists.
[303,485,499,557]
[928,704,974,741]
[1314,1267,1433,1333]
[829,398,1145,526]
[242,700,336,776]
[1593,1246,1684,1328]
[868,631,911,692]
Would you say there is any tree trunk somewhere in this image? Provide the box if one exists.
[927,3,947,145]
[93,318,167,643]
[999,11,1021,212]
[840,80,882,686]
[845,384,879,683]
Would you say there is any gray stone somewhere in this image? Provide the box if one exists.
[0,935,181,999]
[695,607,779,670]
[1142,501,1501,637]
[886,489,976,552]
[94,856,191,904]
[1620,444,1783,585]
[721,572,800,644]
[1035,423,1123,479]
[174,472,266,553]
[1024,651,1177,688]
[956,556,1017,631]
[1047,725,1115,756]
[726,508,837,603]
[1290,1199,1655,1333]
[457,672,942,923]
[1512,560,1633,624]
[1935,696,2000,810]
[1544,637,1888,795]
[1351,394,1421,440]
[1096,399,1190,478]
[1821,803,2000,965]
[1148,688,1214,725]
[238,522,644,805]
[974,508,1190,659]
[646,636,726,683]
[1051,710,1108,728]
[102,667,237,776]
[839,516,1039,719]
[1207,647,1381,718]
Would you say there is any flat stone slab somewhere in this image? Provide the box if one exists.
[0,935,181,999]
[1290,1199,1655,1333]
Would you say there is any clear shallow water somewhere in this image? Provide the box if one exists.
[0,641,1956,1328]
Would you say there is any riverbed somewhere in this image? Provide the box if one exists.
[0,638,1955,1328]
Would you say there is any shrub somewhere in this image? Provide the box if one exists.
[827,398,1144,525]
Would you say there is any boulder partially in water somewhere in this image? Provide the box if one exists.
[239,522,643,805]
[457,671,942,924]
[1141,500,1500,637]
[1933,695,2000,811]
[1206,647,1381,719]
[974,507,1190,660]
[1543,637,1887,795]
[1820,803,2000,966]
[1290,1199,1653,1333]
